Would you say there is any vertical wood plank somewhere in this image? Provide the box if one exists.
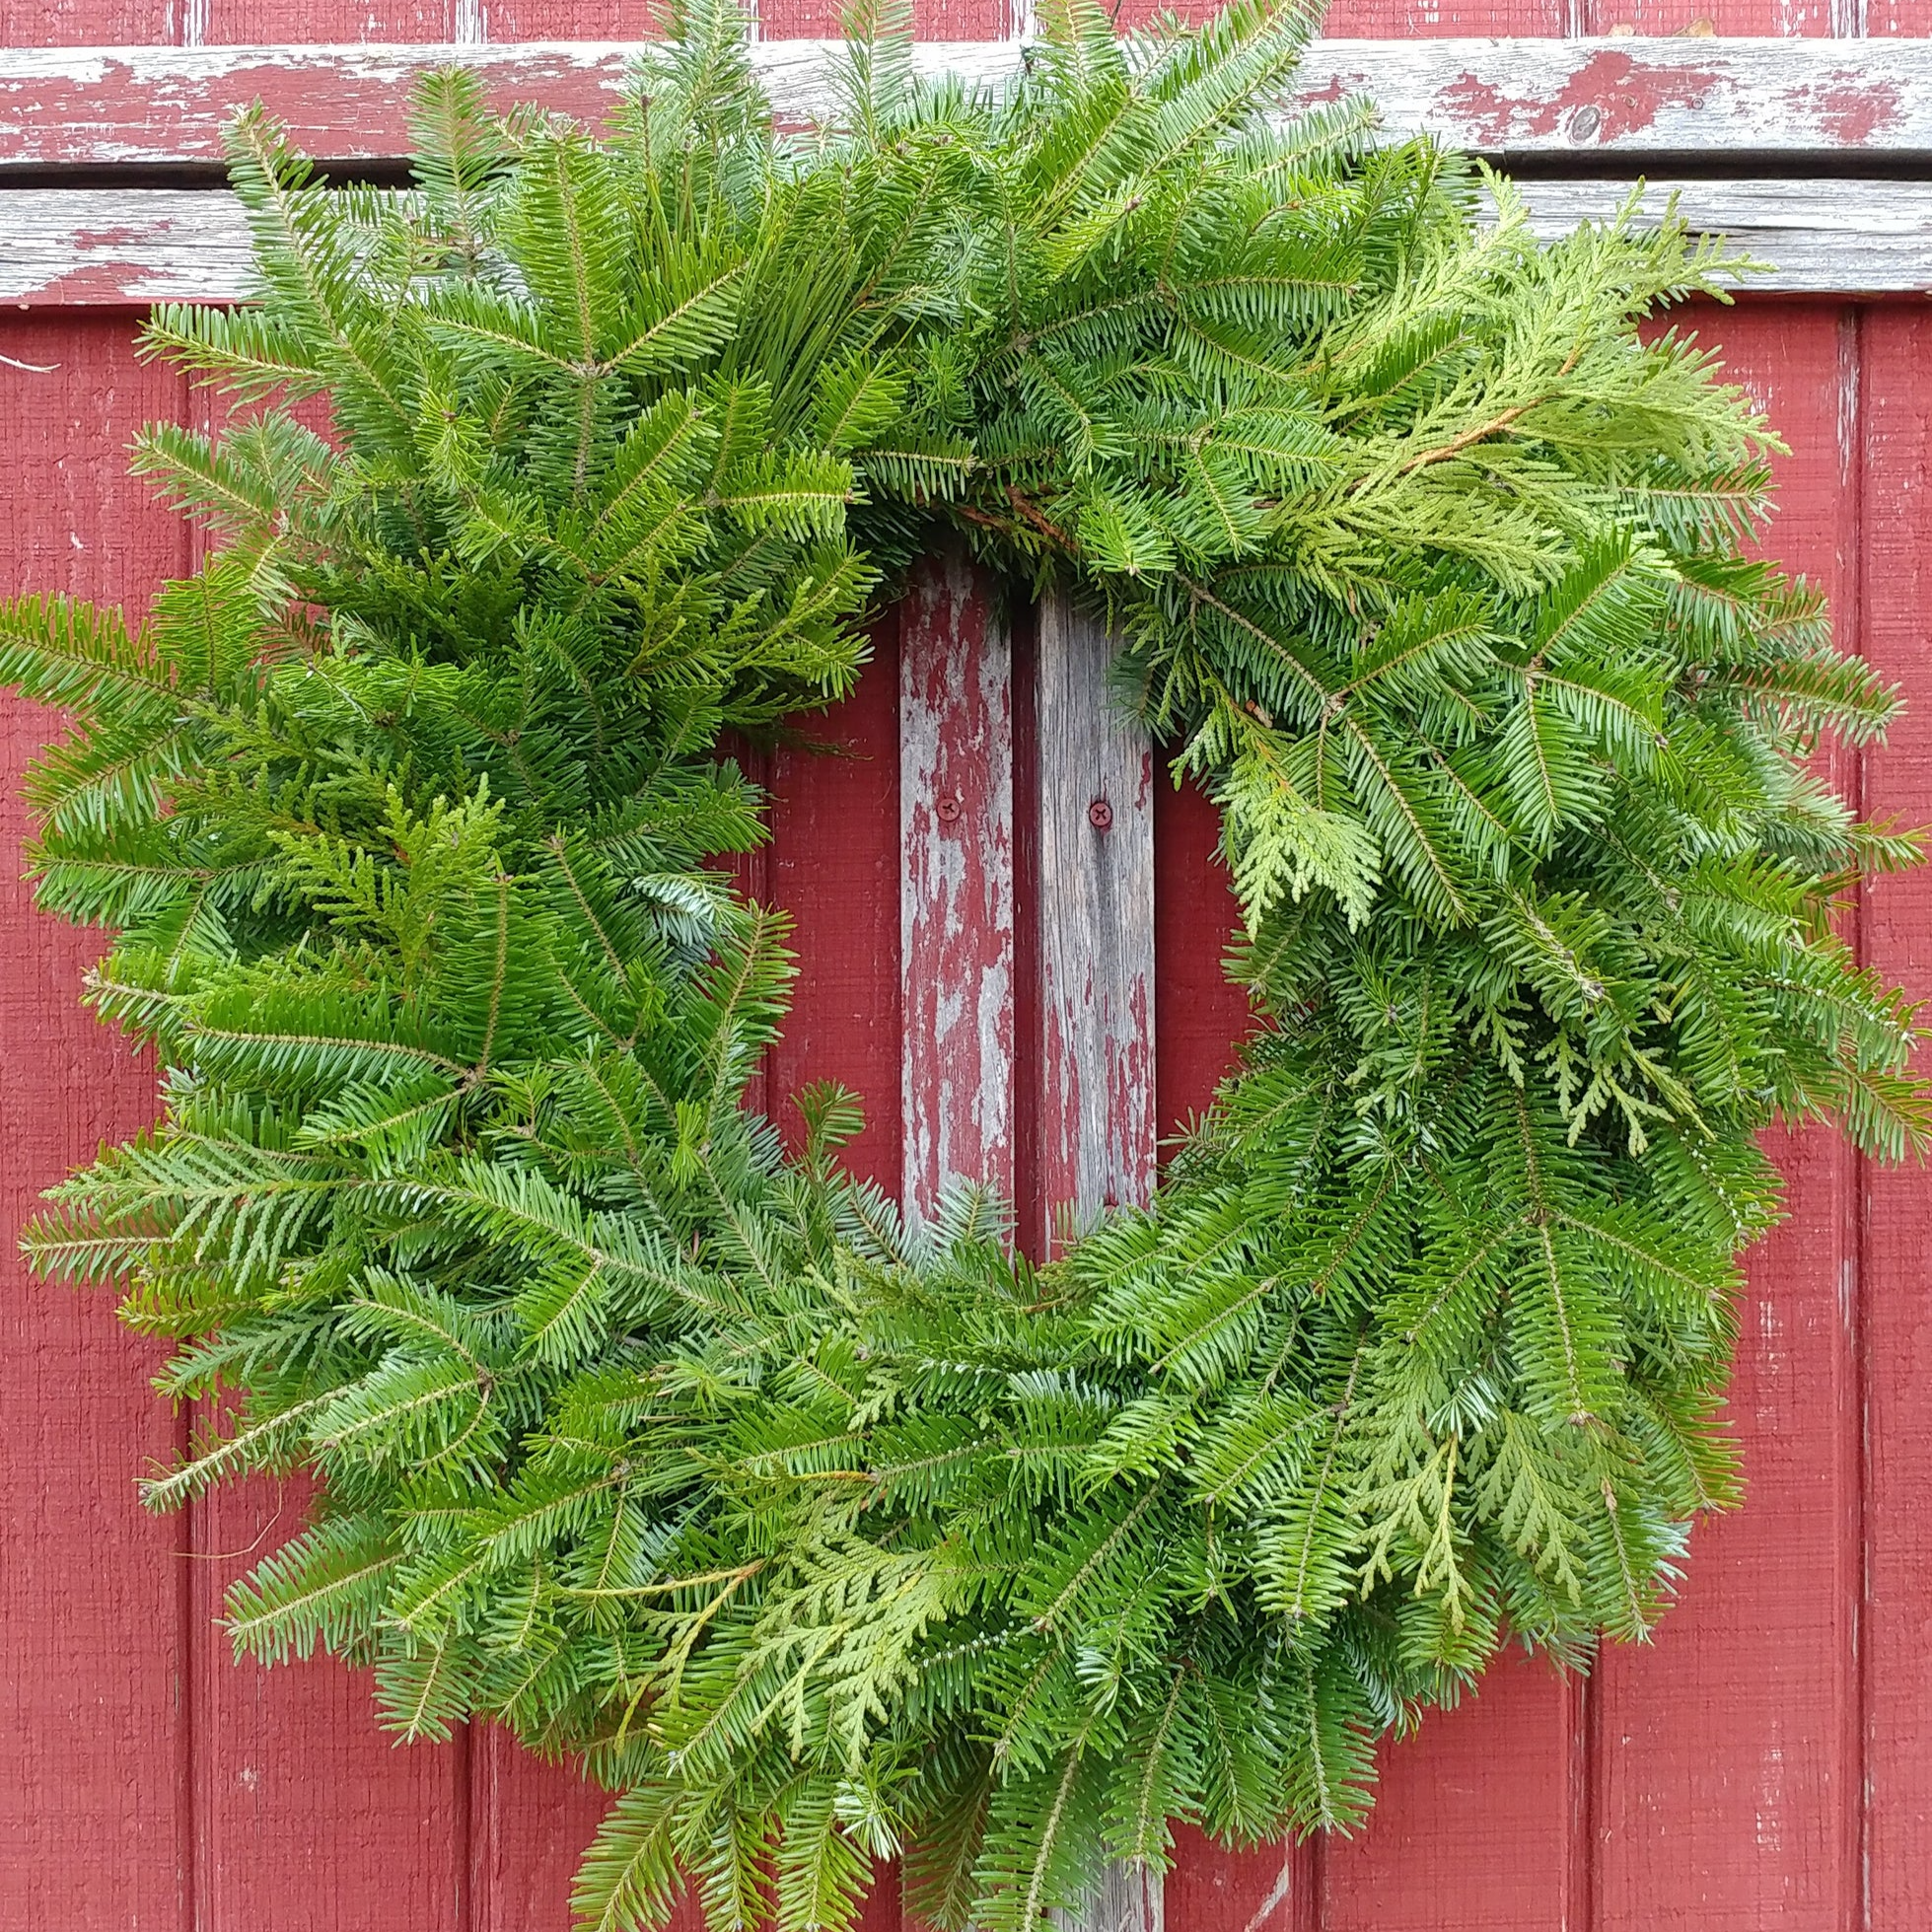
[1323,1658,1588,1932]
[900,548,1015,1218]
[1152,777,1250,1139]
[1857,302,1932,1932]
[1036,592,1155,1251]
[1032,593,1161,1932]
[0,0,167,39]
[1162,1828,1317,1932]
[470,609,904,1932]
[1592,299,1864,1932]
[768,623,905,1194]
[478,0,656,34]
[154,383,469,1932]
[200,0,455,36]
[894,554,1014,1932]
[1152,785,1320,1932]
[470,1728,612,1932]
[191,1475,469,1930]
[755,0,1013,39]
[0,315,191,1932]
[1051,1862,1162,1932]
[765,606,909,1932]
[1577,0,1834,36]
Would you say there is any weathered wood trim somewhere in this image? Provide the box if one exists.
[7,38,1932,172]
[1515,178,1932,293]
[1036,590,1157,1250]
[0,190,251,305]
[7,179,1927,308]
[1033,593,1160,1932]
[1306,36,1932,159]
[899,549,1015,1222]
[1053,1857,1165,1932]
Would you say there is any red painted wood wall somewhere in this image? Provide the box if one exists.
[5,2,1932,1930]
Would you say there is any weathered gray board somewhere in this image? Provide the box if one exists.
[1036,592,1158,1249]
[6,179,1928,305]
[1033,598,1161,1932]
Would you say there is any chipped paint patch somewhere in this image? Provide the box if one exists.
[1785,74,1905,148]
[8,40,1932,169]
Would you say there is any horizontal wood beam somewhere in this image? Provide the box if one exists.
[3,37,1932,173]
[3,179,1925,307]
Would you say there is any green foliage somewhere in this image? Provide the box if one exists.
[8,1,1927,1926]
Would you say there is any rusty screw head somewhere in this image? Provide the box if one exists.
[937,795,963,823]
[1088,797,1113,830]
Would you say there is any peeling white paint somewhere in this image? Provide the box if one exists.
[13,40,1932,170]
[899,550,1015,1225]
[1239,1851,1301,1931]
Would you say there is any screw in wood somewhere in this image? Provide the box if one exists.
[1089,798,1113,830]
[937,795,963,823]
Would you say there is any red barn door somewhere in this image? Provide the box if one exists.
[4,8,1932,1931]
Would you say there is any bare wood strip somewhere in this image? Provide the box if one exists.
[1052,1858,1164,1932]
[8,38,1932,171]
[7,179,1929,308]
[1515,177,1932,293]
[1035,589,1157,1248]
[899,547,1016,1221]
[0,189,253,305]
[1035,591,1159,1932]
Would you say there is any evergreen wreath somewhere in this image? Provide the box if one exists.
[6,2,1927,1925]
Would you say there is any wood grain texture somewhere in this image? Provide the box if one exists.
[476,0,657,34]
[200,2,458,39]
[23,39,1932,171]
[1590,300,1864,1932]
[1148,782,1320,1932]
[0,40,1028,168]
[767,619,904,1194]
[1031,599,1158,1932]
[0,43,634,165]
[899,548,1015,1219]
[1035,592,1156,1251]
[1324,1658,1587,1932]
[0,190,256,306]
[18,177,1932,307]
[0,0,167,41]
[1051,1861,1163,1932]
[1515,178,1932,292]
[1151,777,1249,1139]
[189,1478,467,1932]
[1855,303,1932,1932]
[0,315,190,1932]
[469,1726,613,1932]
